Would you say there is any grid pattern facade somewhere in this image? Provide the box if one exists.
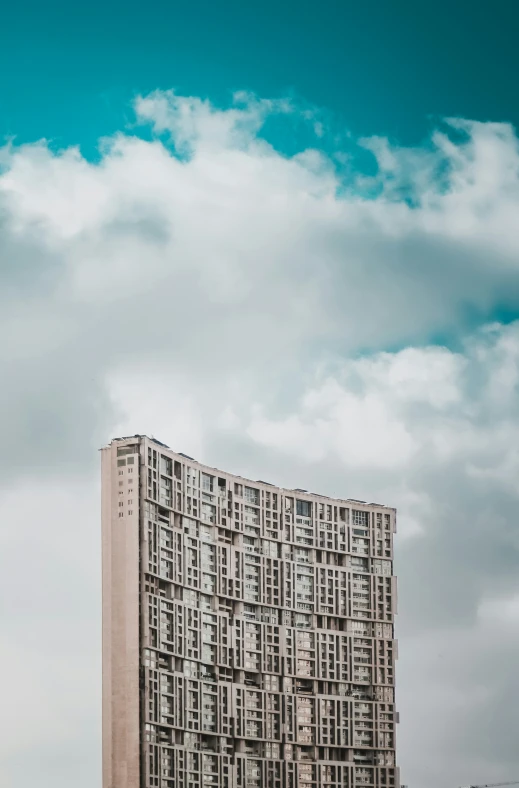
[102,435,399,788]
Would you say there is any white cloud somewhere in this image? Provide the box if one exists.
[352,346,465,407]
[246,379,417,469]
[135,89,292,155]
[0,482,100,786]
[2,90,519,788]
[478,593,519,626]
[107,365,207,460]
[244,325,519,476]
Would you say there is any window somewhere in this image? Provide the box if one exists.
[244,486,259,505]
[244,505,259,525]
[352,510,369,527]
[159,477,172,505]
[296,499,311,517]
[160,455,172,475]
[202,473,214,492]
[117,445,138,456]
[201,503,216,523]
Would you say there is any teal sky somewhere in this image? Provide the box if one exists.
[1,0,518,157]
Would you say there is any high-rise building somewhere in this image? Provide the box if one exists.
[102,435,399,788]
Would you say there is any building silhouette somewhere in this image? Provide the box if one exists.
[102,435,399,788]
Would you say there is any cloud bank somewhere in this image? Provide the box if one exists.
[1,90,519,788]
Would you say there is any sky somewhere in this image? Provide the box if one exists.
[2,3,519,788]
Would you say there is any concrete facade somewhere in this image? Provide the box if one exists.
[102,435,399,788]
